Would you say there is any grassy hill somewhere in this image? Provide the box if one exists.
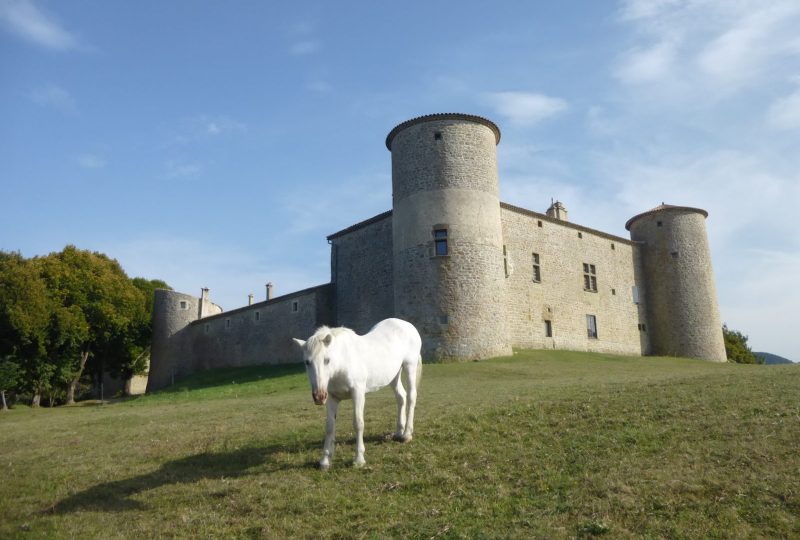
[2,350,798,538]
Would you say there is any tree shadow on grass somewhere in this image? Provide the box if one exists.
[48,439,318,514]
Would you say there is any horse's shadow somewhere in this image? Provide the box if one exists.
[48,439,318,514]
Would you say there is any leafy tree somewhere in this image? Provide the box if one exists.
[0,357,21,411]
[722,324,761,364]
[0,248,170,406]
[0,253,54,406]
[35,246,147,404]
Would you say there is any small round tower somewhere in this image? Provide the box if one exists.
[387,113,511,360]
[147,289,200,391]
[626,204,726,362]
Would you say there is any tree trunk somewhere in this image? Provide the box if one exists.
[1,390,7,411]
[31,392,41,407]
[66,348,90,405]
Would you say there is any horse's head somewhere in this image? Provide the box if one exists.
[293,329,335,405]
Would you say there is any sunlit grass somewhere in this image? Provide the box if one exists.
[2,350,798,538]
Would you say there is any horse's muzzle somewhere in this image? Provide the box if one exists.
[312,389,328,405]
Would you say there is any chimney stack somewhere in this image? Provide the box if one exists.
[248,293,254,306]
[199,287,210,318]
[546,199,568,222]
[266,282,274,301]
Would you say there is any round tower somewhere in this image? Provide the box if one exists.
[147,289,200,391]
[387,113,511,360]
[626,204,726,362]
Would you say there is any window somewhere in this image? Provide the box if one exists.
[255,311,260,321]
[434,228,448,256]
[578,232,583,239]
[204,323,209,333]
[657,221,663,227]
[611,243,615,250]
[638,323,647,332]
[583,263,597,292]
[587,315,598,339]
[611,288,616,295]
[225,318,231,328]
[292,301,299,312]
[434,132,442,141]
[544,320,553,337]
[537,220,543,228]
[532,253,541,283]
[503,245,509,277]
[632,286,640,304]
[179,300,187,310]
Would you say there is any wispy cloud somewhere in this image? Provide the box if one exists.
[614,0,800,95]
[0,0,80,51]
[76,153,105,169]
[290,40,320,56]
[485,91,568,127]
[167,114,247,146]
[30,83,76,113]
[287,20,321,56]
[767,86,800,130]
[165,160,203,179]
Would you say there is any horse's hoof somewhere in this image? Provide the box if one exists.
[395,433,412,443]
[318,461,331,471]
[353,458,366,468]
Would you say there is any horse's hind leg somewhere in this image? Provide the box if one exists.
[400,356,420,442]
[391,371,407,441]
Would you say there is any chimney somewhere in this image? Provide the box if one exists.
[199,287,210,318]
[266,282,274,301]
[546,199,568,222]
[248,293,254,306]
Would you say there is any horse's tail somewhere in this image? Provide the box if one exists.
[415,354,422,389]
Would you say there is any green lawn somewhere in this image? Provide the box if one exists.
[2,350,798,538]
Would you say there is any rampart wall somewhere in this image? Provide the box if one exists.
[147,285,332,391]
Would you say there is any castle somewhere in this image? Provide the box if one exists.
[147,113,726,391]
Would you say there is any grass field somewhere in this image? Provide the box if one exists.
[2,350,799,538]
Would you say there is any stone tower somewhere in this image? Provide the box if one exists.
[387,113,511,360]
[147,289,200,391]
[626,204,726,362]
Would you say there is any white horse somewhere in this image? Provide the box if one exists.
[293,318,422,469]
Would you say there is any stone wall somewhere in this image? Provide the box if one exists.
[147,285,333,391]
[328,212,395,334]
[501,204,650,356]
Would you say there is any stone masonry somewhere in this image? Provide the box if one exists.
[147,113,726,390]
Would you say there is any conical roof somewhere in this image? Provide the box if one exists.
[625,203,708,230]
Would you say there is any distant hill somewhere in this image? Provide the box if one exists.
[755,352,796,365]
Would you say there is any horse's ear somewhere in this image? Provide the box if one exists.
[292,338,306,348]
[322,334,333,347]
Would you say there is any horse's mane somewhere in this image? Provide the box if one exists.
[306,325,356,355]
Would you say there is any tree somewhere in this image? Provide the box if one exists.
[1,248,170,406]
[0,357,21,411]
[0,252,54,406]
[722,324,761,364]
[35,246,147,405]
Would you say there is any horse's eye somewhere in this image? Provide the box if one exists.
[305,360,311,367]
[324,357,330,365]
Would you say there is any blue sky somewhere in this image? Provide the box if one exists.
[1,0,798,361]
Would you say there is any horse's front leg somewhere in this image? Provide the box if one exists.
[352,389,366,467]
[319,397,339,470]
